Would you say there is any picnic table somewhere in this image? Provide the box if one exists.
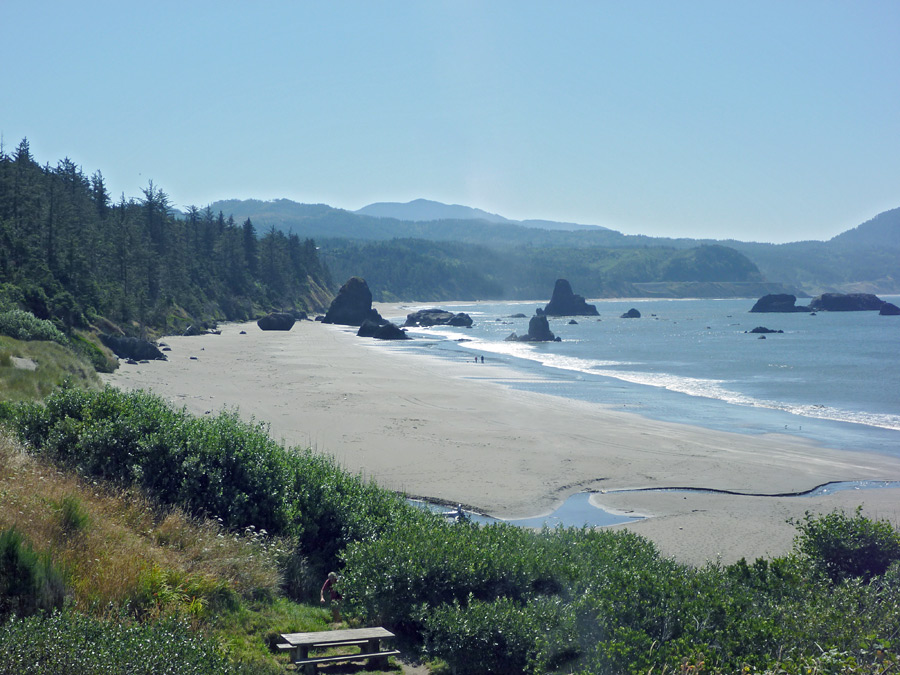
[278,627,399,674]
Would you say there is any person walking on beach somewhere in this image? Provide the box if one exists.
[320,571,342,623]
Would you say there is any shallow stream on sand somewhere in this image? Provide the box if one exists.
[411,480,900,528]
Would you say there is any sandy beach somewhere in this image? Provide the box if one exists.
[102,315,900,566]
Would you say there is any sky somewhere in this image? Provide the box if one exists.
[2,1,899,243]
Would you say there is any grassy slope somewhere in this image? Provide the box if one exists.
[0,431,406,674]
[0,336,102,401]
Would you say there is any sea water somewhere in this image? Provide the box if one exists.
[381,297,900,460]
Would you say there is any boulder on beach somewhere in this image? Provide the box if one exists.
[100,335,166,361]
[257,313,296,331]
[404,308,473,328]
[323,277,384,326]
[542,279,599,316]
[358,319,410,340]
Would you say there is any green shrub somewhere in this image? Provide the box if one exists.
[5,388,300,537]
[0,310,68,345]
[0,607,243,674]
[3,387,417,575]
[6,387,900,673]
[57,494,91,535]
[792,507,900,582]
[0,527,66,617]
[340,517,570,632]
[69,332,117,373]
[421,594,578,675]
[287,448,413,571]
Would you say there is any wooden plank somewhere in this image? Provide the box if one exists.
[280,626,394,646]
[295,650,400,666]
[306,638,370,649]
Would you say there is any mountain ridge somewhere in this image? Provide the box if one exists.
[200,197,900,296]
[354,198,606,232]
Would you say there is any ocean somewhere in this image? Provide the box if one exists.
[382,296,900,462]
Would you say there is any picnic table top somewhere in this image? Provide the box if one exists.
[280,627,395,646]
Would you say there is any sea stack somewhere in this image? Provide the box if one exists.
[541,279,599,316]
[322,277,384,326]
[505,315,560,342]
[749,294,810,313]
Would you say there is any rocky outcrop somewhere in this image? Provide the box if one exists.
[357,319,410,340]
[749,294,810,313]
[620,308,641,319]
[404,309,473,328]
[880,302,900,316]
[505,315,559,342]
[747,326,784,334]
[322,277,383,326]
[257,313,296,331]
[808,293,886,312]
[541,279,599,316]
[100,335,166,361]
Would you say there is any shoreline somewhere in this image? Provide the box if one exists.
[102,317,900,566]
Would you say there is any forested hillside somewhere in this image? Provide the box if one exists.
[323,239,768,301]
[0,141,331,336]
[214,198,900,297]
[211,200,774,301]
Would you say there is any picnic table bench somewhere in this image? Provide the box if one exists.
[278,627,399,674]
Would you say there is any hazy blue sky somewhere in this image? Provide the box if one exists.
[2,1,898,242]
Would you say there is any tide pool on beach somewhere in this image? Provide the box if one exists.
[382,296,900,460]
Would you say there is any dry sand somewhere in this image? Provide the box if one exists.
[102,316,900,567]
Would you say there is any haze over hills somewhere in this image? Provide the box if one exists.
[829,206,900,248]
[202,197,900,298]
[355,198,607,232]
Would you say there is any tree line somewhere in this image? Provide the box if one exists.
[0,139,332,336]
[323,237,765,302]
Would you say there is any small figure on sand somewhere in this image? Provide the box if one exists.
[320,571,342,622]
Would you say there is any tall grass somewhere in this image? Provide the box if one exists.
[0,335,101,401]
[0,527,66,617]
[0,433,283,613]
[0,432,333,673]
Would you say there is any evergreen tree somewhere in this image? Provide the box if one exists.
[0,140,331,336]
